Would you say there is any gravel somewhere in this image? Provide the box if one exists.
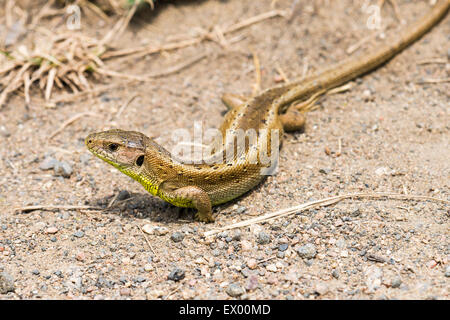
[226,283,245,297]
[170,232,184,243]
[256,232,271,245]
[73,231,84,238]
[391,277,402,288]
[0,272,14,294]
[296,243,317,259]
[53,161,73,178]
[445,266,450,278]
[167,268,185,282]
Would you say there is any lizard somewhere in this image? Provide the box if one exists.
[85,0,449,223]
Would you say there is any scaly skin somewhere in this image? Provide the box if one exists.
[86,1,449,222]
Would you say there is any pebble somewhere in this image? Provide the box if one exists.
[144,264,154,272]
[142,224,169,236]
[314,282,329,295]
[445,266,450,278]
[226,283,245,297]
[170,232,185,243]
[75,252,85,262]
[241,240,252,251]
[0,125,11,138]
[167,268,185,281]
[0,272,14,294]
[73,231,84,238]
[53,161,73,178]
[278,243,289,252]
[234,206,247,214]
[247,258,258,270]
[117,190,131,201]
[365,266,383,292]
[232,230,242,241]
[245,276,259,291]
[120,288,131,296]
[332,269,340,279]
[266,264,277,272]
[45,227,58,234]
[296,243,317,259]
[391,277,402,288]
[39,156,58,170]
[256,232,271,245]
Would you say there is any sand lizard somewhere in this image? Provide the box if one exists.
[86,0,449,223]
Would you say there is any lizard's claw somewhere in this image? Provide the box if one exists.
[195,211,215,223]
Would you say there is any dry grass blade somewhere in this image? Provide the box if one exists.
[203,192,449,237]
[14,205,103,213]
[48,111,99,140]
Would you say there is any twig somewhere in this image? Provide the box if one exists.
[416,58,447,65]
[137,225,157,257]
[110,94,139,122]
[163,284,182,300]
[416,78,450,84]
[107,192,120,209]
[14,205,103,213]
[48,111,99,140]
[203,192,449,237]
[252,51,261,95]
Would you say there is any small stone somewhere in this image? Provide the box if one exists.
[426,260,437,269]
[391,277,402,288]
[117,190,131,201]
[232,230,242,241]
[256,232,271,245]
[314,282,329,295]
[32,269,40,276]
[278,243,289,252]
[247,258,258,270]
[226,283,245,297]
[170,232,185,243]
[76,252,85,262]
[296,243,317,259]
[241,240,252,251]
[142,224,169,236]
[245,276,259,291]
[365,265,383,292]
[45,227,58,234]
[340,250,349,258]
[444,266,450,278]
[120,288,131,296]
[362,89,372,101]
[266,264,277,272]
[73,231,84,238]
[0,125,11,138]
[235,206,247,214]
[53,161,73,178]
[332,269,340,279]
[39,157,58,170]
[167,268,185,282]
[0,272,14,294]
[144,264,154,272]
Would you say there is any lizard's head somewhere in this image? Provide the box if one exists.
[85,129,147,179]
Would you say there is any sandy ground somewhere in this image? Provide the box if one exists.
[0,0,449,300]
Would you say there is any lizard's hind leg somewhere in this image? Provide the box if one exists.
[279,109,306,132]
[221,93,248,110]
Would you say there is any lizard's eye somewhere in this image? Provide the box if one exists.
[136,155,144,167]
[108,143,119,152]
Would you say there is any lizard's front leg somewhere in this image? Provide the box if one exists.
[159,182,214,223]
